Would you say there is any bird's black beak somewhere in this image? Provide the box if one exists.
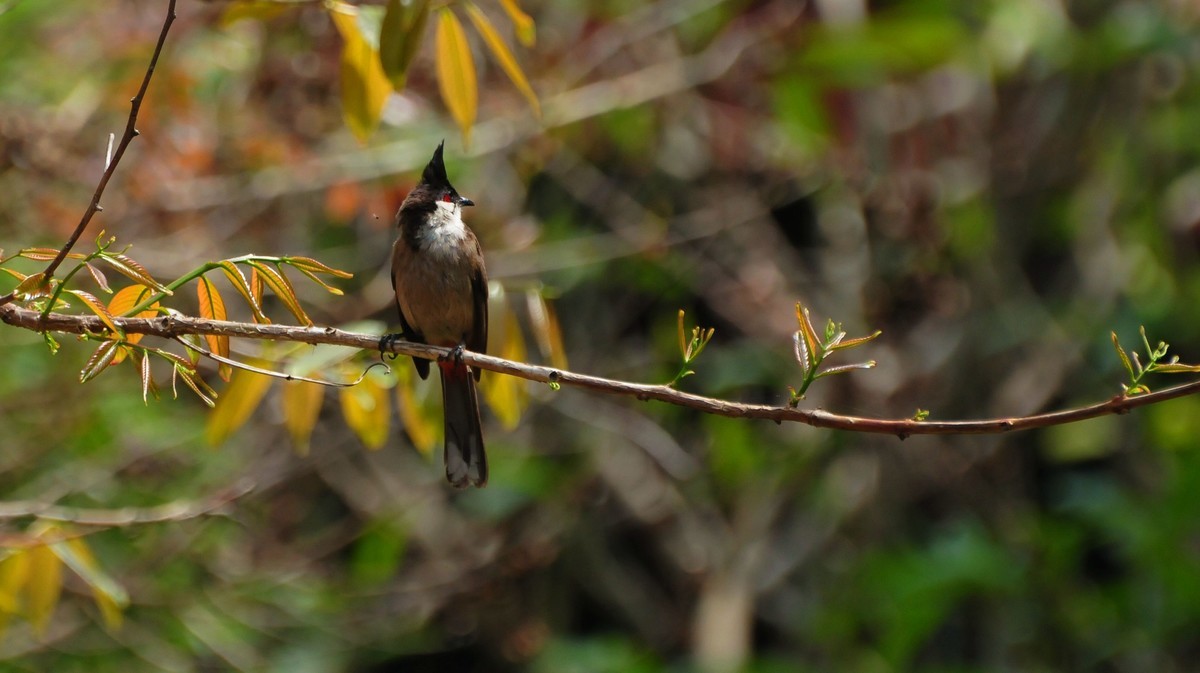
[458,197,475,207]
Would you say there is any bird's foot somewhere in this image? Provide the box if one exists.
[439,343,466,366]
[378,333,403,361]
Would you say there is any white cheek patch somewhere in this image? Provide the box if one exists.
[435,199,457,215]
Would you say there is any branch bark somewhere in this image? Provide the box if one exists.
[1,303,1192,438]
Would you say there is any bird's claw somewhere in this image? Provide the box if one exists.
[378,333,401,361]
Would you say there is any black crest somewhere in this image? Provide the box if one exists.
[421,140,451,189]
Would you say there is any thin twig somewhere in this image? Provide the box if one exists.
[174,335,388,387]
[0,0,177,307]
[0,479,254,527]
[0,303,1194,438]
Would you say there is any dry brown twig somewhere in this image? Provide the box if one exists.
[1,302,1194,439]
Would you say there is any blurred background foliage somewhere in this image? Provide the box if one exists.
[3,0,1200,670]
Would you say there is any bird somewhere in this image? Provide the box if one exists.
[384,141,488,488]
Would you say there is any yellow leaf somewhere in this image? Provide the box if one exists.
[54,538,128,631]
[465,3,539,118]
[216,261,268,323]
[340,373,390,450]
[394,366,437,455]
[206,366,273,446]
[219,1,290,27]
[435,8,477,145]
[330,2,392,142]
[282,381,325,456]
[25,544,62,636]
[197,275,231,381]
[246,261,313,326]
[481,297,526,429]
[380,0,431,89]
[0,550,31,639]
[526,290,568,369]
[498,0,535,47]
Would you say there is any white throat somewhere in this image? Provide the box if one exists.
[417,199,467,252]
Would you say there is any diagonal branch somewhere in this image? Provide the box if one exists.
[0,302,1196,438]
[0,0,177,307]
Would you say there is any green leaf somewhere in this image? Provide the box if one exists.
[380,0,431,89]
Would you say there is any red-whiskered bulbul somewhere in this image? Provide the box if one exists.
[384,141,488,488]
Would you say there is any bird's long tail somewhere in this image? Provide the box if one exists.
[439,360,487,488]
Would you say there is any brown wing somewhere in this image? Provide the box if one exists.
[391,239,430,380]
[470,265,488,381]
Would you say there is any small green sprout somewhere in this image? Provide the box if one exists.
[788,301,880,406]
[669,309,715,387]
[1112,326,1200,395]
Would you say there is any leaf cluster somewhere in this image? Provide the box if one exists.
[236,0,541,143]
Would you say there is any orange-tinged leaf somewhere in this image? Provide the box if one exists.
[206,366,273,446]
[380,0,431,89]
[196,275,231,380]
[80,340,121,383]
[293,266,345,296]
[481,300,526,429]
[14,272,50,300]
[176,365,217,407]
[795,303,820,367]
[18,248,85,262]
[247,261,312,326]
[109,286,158,363]
[498,0,535,46]
[394,367,437,455]
[101,254,171,294]
[24,543,62,636]
[465,3,540,118]
[435,8,477,144]
[330,1,392,142]
[108,285,156,317]
[217,261,268,323]
[0,268,28,283]
[340,373,390,450]
[85,262,111,293]
[282,381,325,456]
[249,266,266,308]
[54,538,128,631]
[66,289,122,336]
[827,330,882,351]
[285,256,354,278]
